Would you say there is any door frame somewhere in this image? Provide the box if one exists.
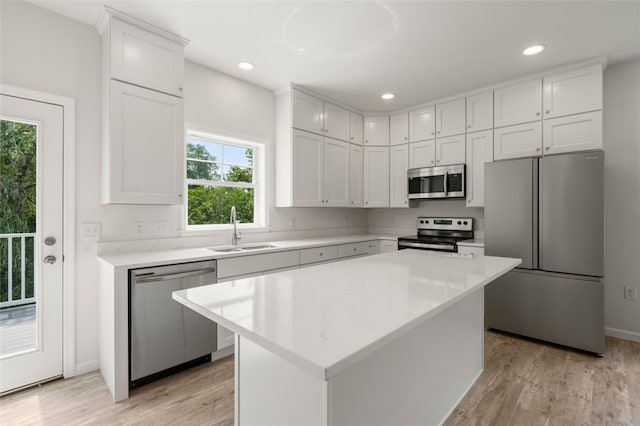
[0,84,76,379]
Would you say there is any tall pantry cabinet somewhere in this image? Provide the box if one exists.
[97,7,189,204]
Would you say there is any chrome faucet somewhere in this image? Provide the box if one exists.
[230,206,241,246]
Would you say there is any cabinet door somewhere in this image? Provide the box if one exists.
[323,138,350,207]
[543,111,602,155]
[350,112,364,145]
[435,134,466,166]
[378,240,398,253]
[292,129,323,206]
[494,122,542,160]
[364,116,390,146]
[494,79,542,128]
[292,90,324,135]
[543,64,603,119]
[324,102,350,142]
[409,140,436,169]
[390,112,409,146]
[458,246,485,256]
[349,144,364,207]
[110,18,185,97]
[389,144,409,208]
[466,91,493,132]
[436,98,466,137]
[466,130,494,207]
[409,106,435,142]
[107,80,184,204]
[363,147,389,207]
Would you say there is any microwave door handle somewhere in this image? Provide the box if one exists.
[443,171,448,196]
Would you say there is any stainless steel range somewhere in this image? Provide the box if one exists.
[398,217,474,252]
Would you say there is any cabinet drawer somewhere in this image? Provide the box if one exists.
[338,241,373,258]
[458,246,485,256]
[379,240,398,253]
[300,245,338,265]
[217,250,300,279]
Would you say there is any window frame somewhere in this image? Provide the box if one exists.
[183,129,266,232]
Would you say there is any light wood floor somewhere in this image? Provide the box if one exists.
[1,331,638,425]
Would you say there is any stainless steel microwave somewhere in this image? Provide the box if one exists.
[408,164,465,199]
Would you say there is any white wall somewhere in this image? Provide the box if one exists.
[603,59,640,341]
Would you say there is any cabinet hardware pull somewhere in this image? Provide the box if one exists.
[468,125,471,129]
[545,147,550,150]
[536,148,540,152]
[545,110,550,114]
[536,112,541,116]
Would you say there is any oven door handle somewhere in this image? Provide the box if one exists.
[398,241,456,251]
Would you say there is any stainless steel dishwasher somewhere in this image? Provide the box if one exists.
[129,260,218,388]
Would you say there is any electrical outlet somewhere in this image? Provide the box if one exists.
[152,221,168,236]
[624,286,638,301]
[81,222,101,239]
[133,221,145,238]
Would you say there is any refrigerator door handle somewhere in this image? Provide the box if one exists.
[533,159,539,269]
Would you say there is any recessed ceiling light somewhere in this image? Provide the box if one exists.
[522,45,546,56]
[381,93,395,100]
[238,62,254,70]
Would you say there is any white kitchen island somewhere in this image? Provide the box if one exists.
[173,250,520,426]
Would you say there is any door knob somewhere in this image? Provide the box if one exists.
[44,237,56,246]
[43,255,57,264]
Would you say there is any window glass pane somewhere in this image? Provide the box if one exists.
[186,138,222,162]
[186,159,221,181]
[223,165,252,183]
[224,144,252,167]
[187,184,254,225]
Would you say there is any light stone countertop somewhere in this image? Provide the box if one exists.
[174,250,521,380]
[457,238,485,248]
[97,234,399,269]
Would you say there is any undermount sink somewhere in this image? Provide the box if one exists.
[208,244,277,253]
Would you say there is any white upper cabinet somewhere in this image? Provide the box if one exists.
[390,113,409,146]
[494,79,542,128]
[104,14,187,97]
[363,147,389,207]
[435,135,466,166]
[466,130,493,207]
[350,112,364,145]
[324,102,351,142]
[543,64,603,119]
[292,129,324,206]
[543,111,602,155]
[323,138,351,207]
[292,90,351,142]
[389,144,409,208]
[364,116,390,146]
[349,144,364,207]
[493,121,542,160]
[409,140,436,169]
[106,81,185,204]
[292,90,324,135]
[435,98,466,138]
[409,106,436,142]
[466,91,493,133]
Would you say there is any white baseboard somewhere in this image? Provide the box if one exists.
[74,359,100,376]
[605,327,640,343]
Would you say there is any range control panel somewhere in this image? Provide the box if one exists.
[416,217,473,232]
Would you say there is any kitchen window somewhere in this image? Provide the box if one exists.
[185,131,264,229]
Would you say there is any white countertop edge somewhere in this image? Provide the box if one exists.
[173,256,521,381]
[457,239,485,248]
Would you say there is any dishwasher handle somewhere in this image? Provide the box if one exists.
[134,268,217,283]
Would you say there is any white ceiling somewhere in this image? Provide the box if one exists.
[29,1,640,112]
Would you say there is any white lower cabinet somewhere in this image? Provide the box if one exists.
[458,246,485,256]
[409,140,436,169]
[389,144,409,208]
[364,147,390,207]
[435,134,466,166]
[104,80,184,204]
[493,121,542,160]
[338,241,378,258]
[542,111,602,155]
[379,240,398,253]
[466,130,493,207]
[300,246,339,265]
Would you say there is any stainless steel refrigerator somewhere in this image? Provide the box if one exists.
[484,151,604,354]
